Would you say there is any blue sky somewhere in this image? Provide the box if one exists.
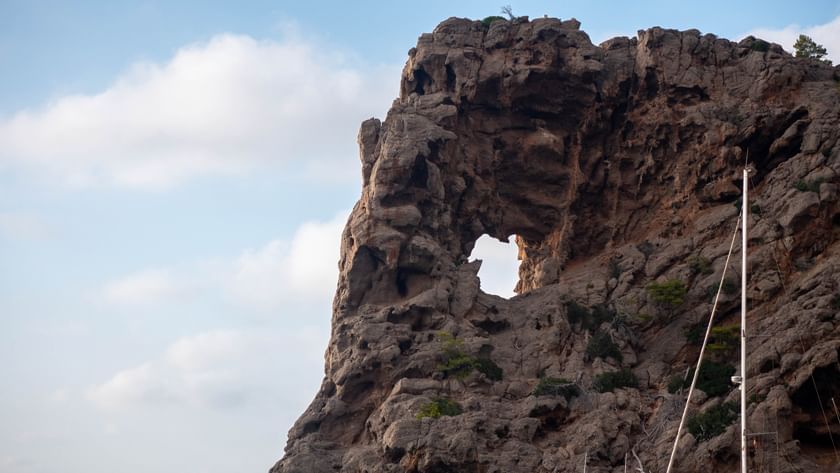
[1,2,839,472]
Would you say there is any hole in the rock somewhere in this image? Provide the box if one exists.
[469,234,520,298]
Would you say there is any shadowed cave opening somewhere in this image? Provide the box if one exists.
[790,362,840,456]
[469,234,520,299]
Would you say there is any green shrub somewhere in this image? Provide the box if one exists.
[687,401,738,441]
[474,357,503,381]
[794,178,823,193]
[670,361,735,397]
[566,301,590,325]
[416,397,463,419]
[436,332,503,381]
[668,373,689,393]
[707,325,739,354]
[750,203,762,216]
[586,330,623,362]
[565,301,615,331]
[590,304,615,327]
[647,280,687,308]
[533,377,580,399]
[685,322,704,345]
[593,368,638,392]
[750,39,770,52]
[481,15,505,27]
[689,256,714,275]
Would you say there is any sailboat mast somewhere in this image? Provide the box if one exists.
[740,168,749,473]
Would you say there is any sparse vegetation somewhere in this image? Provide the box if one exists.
[647,279,687,308]
[474,357,504,381]
[794,178,823,193]
[500,4,515,20]
[707,324,739,355]
[750,203,762,216]
[436,332,503,381]
[750,38,770,52]
[668,372,689,393]
[481,16,506,27]
[416,397,463,419]
[565,301,616,331]
[685,322,704,345]
[533,377,580,399]
[794,34,832,65]
[669,361,735,397]
[593,368,638,392]
[687,401,739,441]
[689,256,714,275]
[586,330,623,362]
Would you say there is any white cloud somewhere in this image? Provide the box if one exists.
[100,212,346,311]
[86,328,326,411]
[743,15,840,63]
[0,33,398,190]
[227,213,346,310]
[103,268,187,305]
[470,234,520,298]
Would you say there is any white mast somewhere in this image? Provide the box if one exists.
[740,168,749,473]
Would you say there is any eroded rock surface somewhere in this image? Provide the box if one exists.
[272,17,840,473]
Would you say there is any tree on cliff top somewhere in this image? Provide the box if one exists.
[794,34,832,65]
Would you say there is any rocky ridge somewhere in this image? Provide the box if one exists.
[272,16,840,473]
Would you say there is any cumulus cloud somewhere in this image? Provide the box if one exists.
[87,328,327,410]
[226,213,346,310]
[100,212,346,311]
[0,33,399,189]
[743,15,840,63]
[470,234,520,298]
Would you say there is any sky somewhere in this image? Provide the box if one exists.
[1,1,839,472]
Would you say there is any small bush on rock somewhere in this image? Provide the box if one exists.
[436,332,503,381]
[668,373,689,393]
[689,256,714,275]
[481,16,505,27]
[416,398,463,419]
[669,361,735,397]
[687,401,738,441]
[593,368,638,392]
[474,357,503,381]
[750,39,770,52]
[586,330,623,362]
[647,279,687,308]
[533,377,580,399]
[794,178,823,193]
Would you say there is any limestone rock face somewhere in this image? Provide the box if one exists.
[272,17,840,473]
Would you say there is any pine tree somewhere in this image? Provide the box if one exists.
[793,34,831,65]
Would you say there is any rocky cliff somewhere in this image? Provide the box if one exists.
[271,17,840,473]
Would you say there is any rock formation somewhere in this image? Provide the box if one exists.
[271,16,840,473]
